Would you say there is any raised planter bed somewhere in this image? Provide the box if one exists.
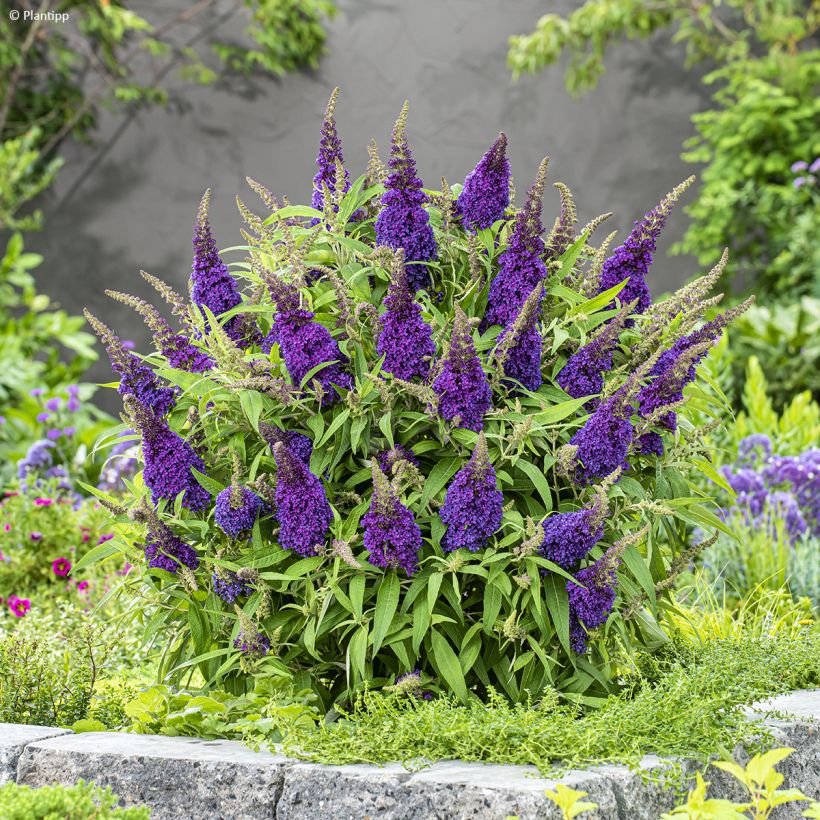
[1,690,818,819]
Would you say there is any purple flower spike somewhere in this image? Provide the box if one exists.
[541,495,606,570]
[212,570,254,604]
[378,250,435,381]
[84,310,176,417]
[125,396,210,511]
[273,442,332,556]
[497,285,544,393]
[362,463,422,575]
[484,158,549,329]
[597,177,693,318]
[377,444,419,475]
[311,87,351,213]
[259,422,313,466]
[456,133,510,232]
[144,521,199,574]
[545,182,577,260]
[214,485,262,538]
[440,432,503,553]
[375,102,437,292]
[432,305,492,431]
[192,189,249,343]
[566,545,623,653]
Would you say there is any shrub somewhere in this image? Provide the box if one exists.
[85,94,747,708]
[0,780,149,820]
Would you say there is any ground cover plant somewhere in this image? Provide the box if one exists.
[79,91,752,712]
[0,780,149,820]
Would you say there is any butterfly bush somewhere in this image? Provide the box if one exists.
[86,91,747,707]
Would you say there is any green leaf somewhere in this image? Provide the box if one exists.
[420,456,461,508]
[190,468,224,496]
[514,458,553,511]
[371,572,401,654]
[430,629,469,703]
[239,390,263,430]
[544,573,570,655]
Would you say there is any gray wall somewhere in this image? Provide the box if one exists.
[23,0,710,402]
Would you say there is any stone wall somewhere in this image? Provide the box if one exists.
[1,690,818,819]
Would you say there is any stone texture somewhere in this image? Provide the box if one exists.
[16,732,295,820]
[0,724,71,785]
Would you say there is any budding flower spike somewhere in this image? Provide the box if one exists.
[312,87,353,216]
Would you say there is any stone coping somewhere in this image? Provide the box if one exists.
[1,689,818,819]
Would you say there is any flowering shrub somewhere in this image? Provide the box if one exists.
[0,485,126,616]
[86,93,746,706]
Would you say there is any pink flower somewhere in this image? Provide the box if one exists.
[34,498,54,507]
[77,580,90,593]
[8,595,31,618]
[52,557,72,577]
[97,533,114,545]
[3,523,10,532]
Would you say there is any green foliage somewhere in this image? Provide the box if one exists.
[509,1,820,300]
[665,748,811,819]
[123,681,318,741]
[0,780,149,820]
[545,784,598,819]
[92,164,741,709]
[272,636,820,776]
[213,0,336,75]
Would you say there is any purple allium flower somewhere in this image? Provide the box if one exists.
[362,463,422,575]
[545,182,577,260]
[259,422,313,466]
[268,284,353,403]
[273,442,332,556]
[566,544,623,652]
[191,189,247,343]
[440,432,503,553]
[144,522,199,573]
[45,398,61,412]
[377,250,435,381]
[234,629,270,658]
[810,158,820,174]
[375,103,437,293]
[212,570,254,603]
[214,485,262,538]
[45,429,61,441]
[30,388,45,397]
[483,158,548,329]
[36,413,50,423]
[497,285,543,393]
[84,311,176,417]
[598,180,691,318]
[311,88,352,214]
[377,444,419,475]
[794,176,808,189]
[456,133,510,232]
[791,160,809,173]
[17,440,54,479]
[569,391,633,485]
[432,306,492,431]
[126,396,210,511]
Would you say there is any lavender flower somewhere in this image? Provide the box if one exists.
[456,133,510,232]
[214,485,263,537]
[568,390,633,485]
[484,158,548,328]
[273,442,332,556]
[432,306,492,431]
[362,463,422,575]
[375,103,437,292]
[259,422,313,466]
[125,396,210,511]
[496,285,543,393]
[566,544,623,653]
[541,495,606,570]
[597,178,693,317]
[311,88,351,213]
[191,189,248,343]
[144,522,199,573]
[212,570,254,603]
[84,311,176,417]
[377,250,435,381]
[440,432,503,552]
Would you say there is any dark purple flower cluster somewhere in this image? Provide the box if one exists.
[273,442,332,556]
[498,288,543,393]
[456,133,510,232]
[362,464,422,575]
[214,485,263,537]
[128,398,210,511]
[234,630,270,658]
[440,433,503,553]
[212,570,254,604]
[375,104,437,292]
[432,307,492,431]
[377,253,435,381]
[569,392,633,485]
[566,547,621,653]
[484,161,547,329]
[259,423,313,466]
[144,523,199,574]
[276,309,353,404]
[311,88,350,212]
[377,444,419,474]
[540,500,605,570]
[191,190,247,343]
[163,338,214,373]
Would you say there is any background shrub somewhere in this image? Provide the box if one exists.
[0,780,149,820]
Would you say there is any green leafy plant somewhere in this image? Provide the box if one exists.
[0,780,149,820]
[508,1,820,300]
[545,784,598,819]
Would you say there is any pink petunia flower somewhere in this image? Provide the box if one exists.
[77,580,90,593]
[52,557,72,577]
[34,498,54,507]
[8,595,31,618]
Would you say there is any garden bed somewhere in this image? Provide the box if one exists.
[1,690,818,820]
